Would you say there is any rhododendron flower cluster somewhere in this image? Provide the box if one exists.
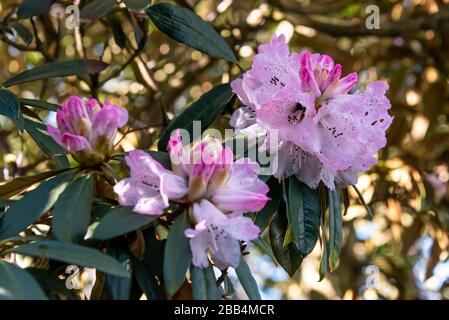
[114,130,270,268]
[48,96,128,166]
[231,34,393,189]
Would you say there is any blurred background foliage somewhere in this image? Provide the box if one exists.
[1,0,449,299]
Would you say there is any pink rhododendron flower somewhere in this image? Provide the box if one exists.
[231,34,393,189]
[48,96,128,166]
[113,130,270,268]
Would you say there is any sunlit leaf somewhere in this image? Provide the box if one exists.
[146,3,237,63]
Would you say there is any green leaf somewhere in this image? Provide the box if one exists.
[0,260,48,300]
[163,213,192,297]
[3,59,108,87]
[254,177,282,230]
[133,257,164,300]
[143,227,165,279]
[124,0,149,10]
[80,0,117,20]
[92,206,154,240]
[27,268,78,299]
[146,3,237,63]
[12,240,130,278]
[0,88,24,129]
[269,210,303,277]
[0,172,73,240]
[109,17,127,49]
[0,168,70,200]
[105,243,132,300]
[19,98,59,111]
[328,189,342,271]
[235,256,261,300]
[23,116,69,168]
[252,237,277,265]
[53,174,94,243]
[191,264,219,300]
[158,83,234,151]
[284,176,321,256]
[17,0,55,19]
[12,22,32,45]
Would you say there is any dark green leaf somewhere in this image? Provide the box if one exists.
[158,83,234,151]
[143,227,165,279]
[235,256,261,300]
[124,0,149,10]
[254,177,282,230]
[24,116,69,168]
[0,168,72,199]
[284,176,321,256]
[53,174,94,243]
[109,17,127,49]
[328,189,342,271]
[27,268,78,299]
[0,88,24,129]
[12,22,32,45]
[146,3,237,63]
[17,0,55,19]
[12,240,130,278]
[92,206,154,240]
[191,264,219,300]
[269,210,303,277]
[133,257,164,300]
[80,0,117,20]
[3,59,108,87]
[0,172,73,240]
[163,213,192,296]
[0,260,48,300]
[105,243,132,300]
[19,98,59,111]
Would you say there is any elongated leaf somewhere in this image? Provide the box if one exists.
[0,172,73,240]
[12,22,32,45]
[133,258,164,300]
[252,237,277,265]
[163,213,192,296]
[125,0,149,10]
[158,83,234,151]
[3,59,108,87]
[92,206,154,240]
[105,243,132,300]
[0,88,24,129]
[27,268,78,299]
[235,256,261,300]
[53,175,94,243]
[143,227,165,279]
[0,168,70,199]
[80,0,117,20]
[328,189,342,271]
[24,116,69,168]
[269,210,302,277]
[284,177,321,256]
[254,178,282,230]
[20,98,59,111]
[146,3,237,63]
[13,240,130,277]
[0,260,48,300]
[17,0,55,19]
[190,265,207,300]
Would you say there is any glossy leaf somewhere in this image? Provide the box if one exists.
[17,0,55,19]
[92,206,154,240]
[80,0,116,20]
[12,240,130,278]
[269,210,303,277]
[53,174,94,243]
[3,59,108,87]
[328,189,342,271]
[235,256,261,300]
[158,83,234,151]
[0,260,48,300]
[163,213,192,297]
[146,3,237,63]
[0,172,73,240]
[284,176,321,256]
[0,88,24,129]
